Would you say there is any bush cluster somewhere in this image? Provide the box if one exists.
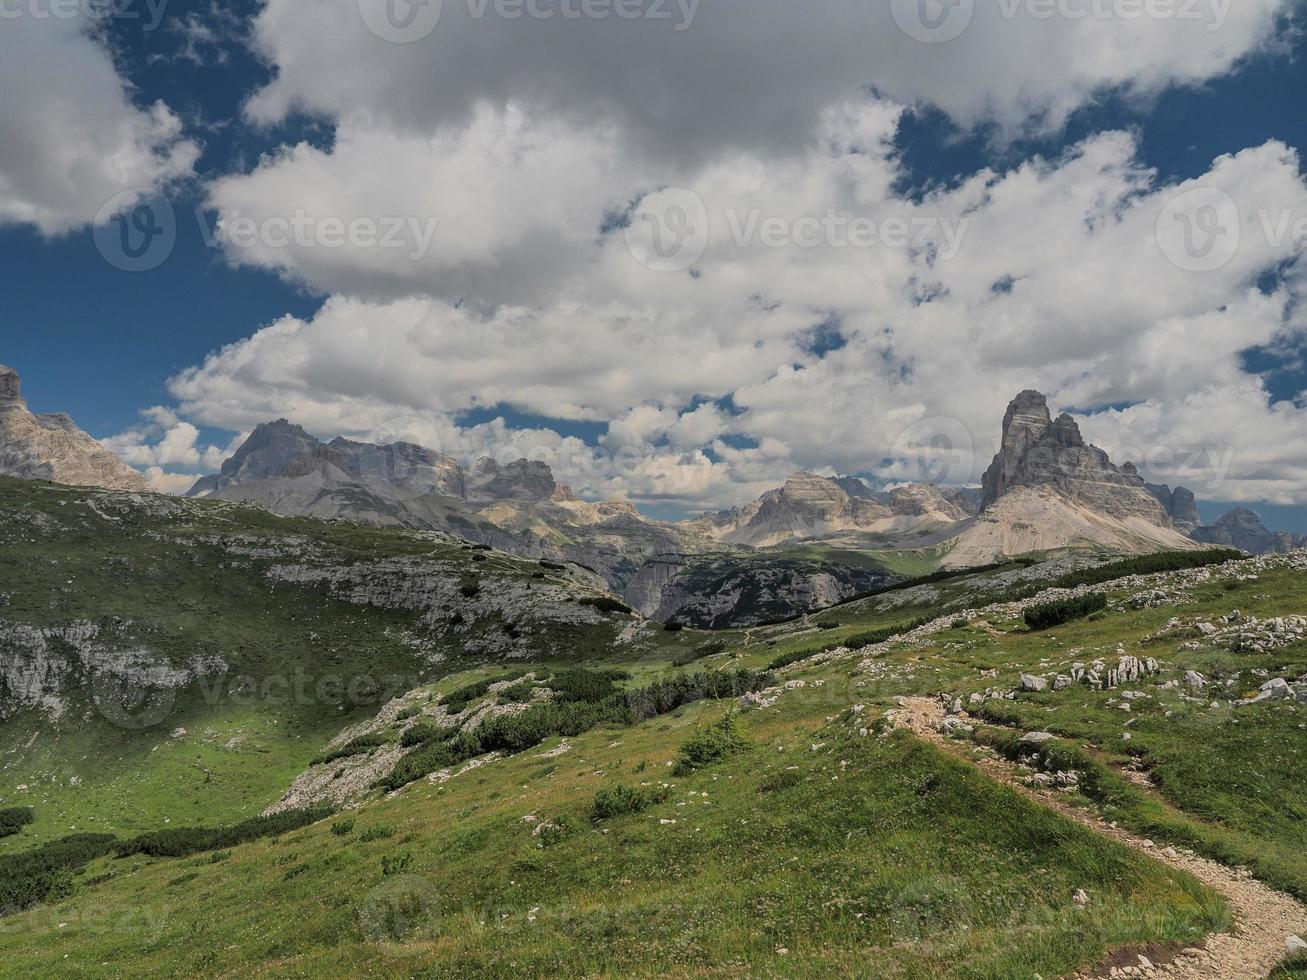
[378,668,773,792]
[0,806,35,839]
[400,720,458,747]
[766,618,928,671]
[590,783,668,822]
[115,807,332,859]
[1023,593,1108,631]
[312,733,388,766]
[0,833,117,915]
[673,714,748,775]
[442,670,529,714]
[579,595,634,615]
[1053,549,1244,589]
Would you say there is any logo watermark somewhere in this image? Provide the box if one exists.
[92,190,176,274]
[359,0,700,43]
[1156,187,1307,273]
[893,0,1233,43]
[623,187,970,273]
[198,210,440,262]
[0,0,169,30]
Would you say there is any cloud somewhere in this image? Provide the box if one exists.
[0,12,197,235]
[104,413,243,495]
[243,0,1289,157]
[170,109,1307,509]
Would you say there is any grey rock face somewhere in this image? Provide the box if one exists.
[0,364,151,492]
[980,390,1171,525]
[0,619,227,722]
[1146,483,1201,533]
[1191,508,1307,555]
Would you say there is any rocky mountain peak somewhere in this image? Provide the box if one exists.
[466,457,557,503]
[981,391,1171,526]
[0,364,150,492]
[981,391,1054,506]
[1146,482,1200,533]
[0,363,23,407]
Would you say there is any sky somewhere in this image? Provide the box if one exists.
[2,0,1307,528]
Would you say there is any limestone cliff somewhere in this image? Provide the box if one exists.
[0,364,150,492]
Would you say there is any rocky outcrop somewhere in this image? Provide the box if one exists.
[0,619,227,722]
[941,485,1197,569]
[1191,508,1307,555]
[0,364,150,492]
[1146,483,1201,533]
[688,473,973,548]
[980,391,1172,526]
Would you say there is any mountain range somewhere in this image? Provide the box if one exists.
[1,363,1302,625]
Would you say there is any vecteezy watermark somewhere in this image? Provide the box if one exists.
[889,417,977,485]
[623,187,710,273]
[725,210,969,258]
[92,194,443,273]
[623,187,970,273]
[0,0,170,29]
[893,0,1234,43]
[197,210,441,262]
[358,0,443,43]
[92,190,177,274]
[1156,187,1307,274]
[891,0,974,43]
[1155,187,1242,272]
[357,875,443,951]
[359,0,700,42]
[91,674,178,730]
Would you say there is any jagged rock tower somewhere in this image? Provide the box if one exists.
[980,390,1172,526]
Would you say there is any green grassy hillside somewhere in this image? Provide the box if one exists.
[2,477,1304,976]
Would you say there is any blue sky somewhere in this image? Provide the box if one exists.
[2,0,1306,527]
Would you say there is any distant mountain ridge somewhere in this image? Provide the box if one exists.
[0,364,150,493]
[3,364,1302,622]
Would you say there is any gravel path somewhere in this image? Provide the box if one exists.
[886,697,1307,979]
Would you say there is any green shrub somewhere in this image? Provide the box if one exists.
[330,819,355,837]
[377,669,775,793]
[951,618,969,630]
[579,595,633,615]
[591,783,668,821]
[550,668,617,704]
[1053,549,1244,589]
[673,714,749,776]
[0,833,118,915]
[312,733,387,766]
[381,852,412,876]
[400,721,457,747]
[673,641,728,667]
[1023,593,1108,631]
[757,769,802,794]
[359,826,396,843]
[115,807,331,859]
[459,581,480,598]
[442,671,529,714]
[0,806,35,838]
[496,680,538,703]
[207,850,233,864]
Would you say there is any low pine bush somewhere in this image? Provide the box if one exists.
[115,807,332,859]
[579,595,634,615]
[0,806,34,838]
[1053,548,1244,589]
[312,733,387,766]
[673,714,749,776]
[591,783,668,821]
[400,721,457,747]
[1023,593,1108,631]
[0,833,118,915]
